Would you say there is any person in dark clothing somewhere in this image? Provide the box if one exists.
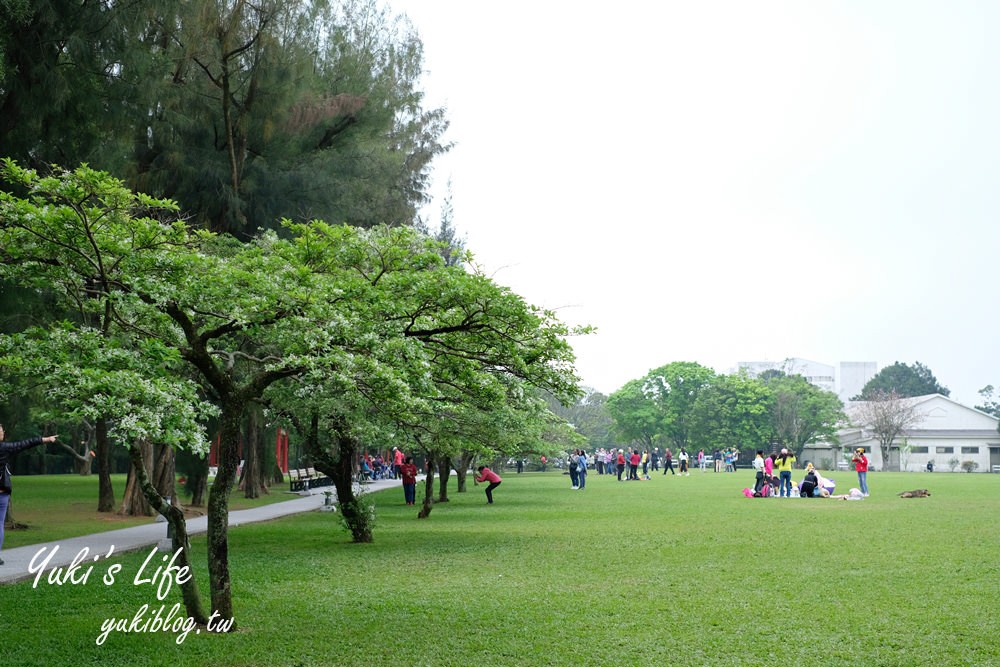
[1,424,59,564]
[800,468,820,498]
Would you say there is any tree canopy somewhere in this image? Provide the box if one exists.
[608,364,844,459]
[0,0,448,237]
[855,361,949,399]
[760,371,845,456]
[0,159,586,624]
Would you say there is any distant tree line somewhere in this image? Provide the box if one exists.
[605,361,846,461]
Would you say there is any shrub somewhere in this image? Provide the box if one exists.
[961,460,979,473]
[948,457,960,472]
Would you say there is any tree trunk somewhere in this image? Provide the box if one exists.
[127,442,208,625]
[207,401,245,628]
[3,501,27,530]
[436,455,451,503]
[308,415,372,543]
[119,439,154,516]
[456,450,475,492]
[152,444,177,508]
[417,457,436,519]
[189,471,208,508]
[177,447,209,508]
[243,406,265,499]
[96,417,115,512]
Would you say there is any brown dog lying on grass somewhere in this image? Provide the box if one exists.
[898,489,931,498]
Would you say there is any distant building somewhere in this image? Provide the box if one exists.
[805,394,1000,473]
[736,357,877,403]
[837,361,878,402]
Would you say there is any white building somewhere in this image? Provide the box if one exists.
[806,394,1000,473]
[736,357,876,402]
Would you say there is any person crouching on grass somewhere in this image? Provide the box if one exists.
[475,465,502,504]
[1,424,58,565]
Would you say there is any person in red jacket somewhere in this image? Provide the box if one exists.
[392,446,405,479]
[399,456,419,505]
[1,424,58,565]
[851,447,869,497]
[475,466,503,504]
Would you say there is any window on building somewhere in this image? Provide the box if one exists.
[961,446,979,454]
[936,447,953,454]
[909,446,929,454]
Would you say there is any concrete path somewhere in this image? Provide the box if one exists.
[0,478,403,585]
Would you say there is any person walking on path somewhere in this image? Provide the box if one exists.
[399,456,419,505]
[475,466,503,504]
[775,448,797,497]
[851,448,870,496]
[1,425,58,565]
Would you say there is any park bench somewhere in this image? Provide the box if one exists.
[288,467,333,492]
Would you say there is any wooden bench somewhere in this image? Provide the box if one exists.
[288,467,333,492]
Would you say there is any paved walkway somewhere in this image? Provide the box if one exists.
[0,478,403,585]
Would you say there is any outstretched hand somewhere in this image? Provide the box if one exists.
[42,435,58,443]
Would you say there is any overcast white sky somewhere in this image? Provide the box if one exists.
[390,0,1000,407]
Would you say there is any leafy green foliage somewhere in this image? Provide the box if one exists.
[611,364,845,459]
[0,0,449,237]
[544,388,614,452]
[608,362,716,449]
[689,371,774,451]
[0,326,213,452]
[761,371,845,457]
[0,160,589,610]
[856,360,949,399]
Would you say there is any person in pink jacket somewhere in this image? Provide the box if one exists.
[475,466,503,504]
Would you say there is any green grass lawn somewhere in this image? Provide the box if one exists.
[2,469,998,666]
[2,473,298,547]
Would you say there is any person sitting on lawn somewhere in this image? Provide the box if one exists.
[800,465,831,498]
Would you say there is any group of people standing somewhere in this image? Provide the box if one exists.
[584,447,707,480]
[749,448,796,497]
[713,447,741,472]
[748,447,870,498]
